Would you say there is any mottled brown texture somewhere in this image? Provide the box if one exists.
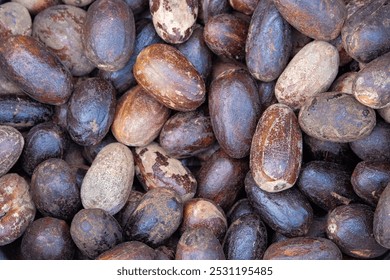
[275,40,339,110]
[352,161,390,207]
[297,161,359,211]
[0,125,24,177]
[374,184,390,248]
[67,78,116,146]
[264,237,342,260]
[197,149,248,210]
[134,142,197,202]
[329,71,357,94]
[198,0,230,24]
[83,0,135,71]
[327,204,387,258]
[112,86,170,147]
[31,158,81,220]
[209,69,261,158]
[180,198,227,241]
[0,173,36,246]
[70,208,123,259]
[176,228,225,259]
[159,110,215,159]
[229,0,258,15]
[62,0,94,7]
[341,0,390,63]
[0,35,73,105]
[245,0,291,82]
[0,2,31,38]
[204,13,249,60]
[124,188,183,247]
[81,143,134,216]
[353,52,390,109]
[349,121,390,162]
[150,0,198,44]
[298,92,376,142]
[273,0,346,40]
[245,172,313,237]
[96,241,157,260]
[250,103,302,192]
[21,122,68,176]
[114,191,143,229]
[21,217,75,260]
[134,43,206,111]
[223,213,267,260]
[12,0,61,15]
[32,5,94,76]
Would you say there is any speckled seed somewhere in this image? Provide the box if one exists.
[0,125,24,177]
[0,2,32,37]
[275,40,339,110]
[134,142,197,202]
[250,103,302,192]
[352,52,390,109]
[31,158,81,220]
[21,217,75,260]
[263,237,342,260]
[67,78,116,146]
[134,43,206,112]
[0,174,36,246]
[83,0,135,71]
[70,208,123,259]
[223,213,267,260]
[124,188,183,247]
[150,0,198,44]
[32,5,95,76]
[96,241,158,260]
[298,92,376,142]
[176,228,225,260]
[81,143,134,216]
[209,69,261,159]
[330,72,357,94]
[180,198,227,241]
[12,0,61,15]
[245,0,291,82]
[0,35,73,105]
[112,85,170,147]
[159,110,215,159]
[374,184,390,249]
[273,0,346,40]
[327,204,387,258]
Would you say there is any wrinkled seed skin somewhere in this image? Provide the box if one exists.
[70,208,123,259]
[31,158,81,220]
[21,217,75,260]
[223,213,267,260]
[0,125,24,177]
[273,0,347,40]
[264,237,342,260]
[134,43,206,112]
[197,149,249,210]
[124,188,183,247]
[250,103,302,192]
[67,78,116,147]
[0,174,36,246]
[0,35,73,105]
[83,0,135,71]
[351,161,390,207]
[374,184,390,249]
[175,228,225,260]
[298,161,359,211]
[245,0,291,82]
[204,13,249,60]
[96,241,157,260]
[298,92,376,142]
[341,0,390,63]
[245,173,313,237]
[150,0,198,44]
[327,204,387,258]
[209,69,261,159]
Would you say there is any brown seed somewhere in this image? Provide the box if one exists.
[329,71,357,94]
[12,0,61,15]
[198,0,231,24]
[250,103,302,192]
[0,125,24,177]
[374,183,390,249]
[96,241,157,260]
[229,0,258,15]
[0,2,31,37]
[134,43,206,112]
